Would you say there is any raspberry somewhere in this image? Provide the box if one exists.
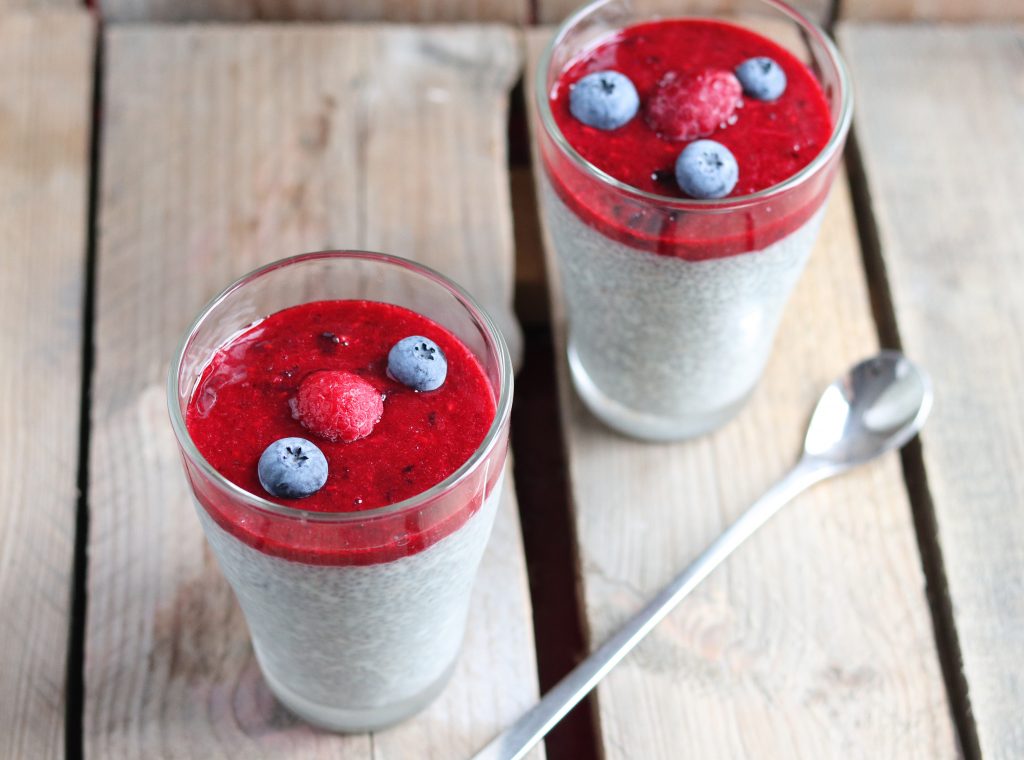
[644,68,743,142]
[294,371,383,443]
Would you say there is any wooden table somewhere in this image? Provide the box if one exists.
[1,5,1021,759]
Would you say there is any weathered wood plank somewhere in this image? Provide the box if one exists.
[0,9,93,760]
[842,0,1023,21]
[0,0,77,9]
[535,0,832,28]
[98,0,528,23]
[87,24,538,758]
[525,26,958,759]
[840,23,1024,759]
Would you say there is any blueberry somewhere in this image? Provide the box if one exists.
[257,437,328,499]
[735,57,787,101]
[674,140,739,200]
[388,336,447,391]
[569,70,640,130]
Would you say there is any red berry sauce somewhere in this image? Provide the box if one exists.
[184,300,498,565]
[545,19,836,259]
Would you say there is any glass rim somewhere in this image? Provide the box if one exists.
[535,0,854,211]
[166,250,514,524]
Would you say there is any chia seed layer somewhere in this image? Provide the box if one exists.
[194,472,504,732]
[542,176,826,439]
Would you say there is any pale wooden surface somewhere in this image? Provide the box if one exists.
[0,0,77,8]
[99,0,528,23]
[840,23,1024,759]
[535,0,832,26]
[842,0,1024,21]
[0,10,93,760]
[531,0,1019,24]
[525,26,958,758]
[86,24,539,758]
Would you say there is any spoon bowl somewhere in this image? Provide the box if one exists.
[803,350,933,471]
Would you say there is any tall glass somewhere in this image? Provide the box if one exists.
[536,0,852,440]
[168,252,513,732]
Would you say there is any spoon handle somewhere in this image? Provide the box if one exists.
[471,458,830,760]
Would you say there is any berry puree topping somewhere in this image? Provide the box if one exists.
[185,299,498,565]
[547,19,835,258]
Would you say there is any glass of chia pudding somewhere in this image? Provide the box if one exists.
[536,0,852,440]
[168,251,513,732]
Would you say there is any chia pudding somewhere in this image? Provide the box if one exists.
[192,476,503,730]
[169,254,513,732]
[537,6,852,439]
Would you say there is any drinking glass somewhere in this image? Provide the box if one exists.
[168,251,513,731]
[536,0,852,439]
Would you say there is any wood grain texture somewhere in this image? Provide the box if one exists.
[842,0,1023,21]
[0,9,93,760]
[840,23,1024,759]
[525,25,958,759]
[0,0,77,8]
[97,0,528,23]
[535,0,832,28]
[87,24,539,758]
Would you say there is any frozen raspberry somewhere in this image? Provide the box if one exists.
[644,68,743,142]
[294,371,383,443]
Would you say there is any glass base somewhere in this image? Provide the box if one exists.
[567,341,752,441]
[262,657,458,733]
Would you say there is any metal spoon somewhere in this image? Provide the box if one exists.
[472,350,932,760]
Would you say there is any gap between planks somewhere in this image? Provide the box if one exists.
[507,69,601,756]
[66,10,105,760]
